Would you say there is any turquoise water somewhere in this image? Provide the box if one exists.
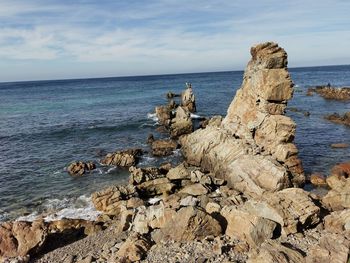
[1,66,350,221]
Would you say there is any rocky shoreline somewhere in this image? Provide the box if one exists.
[1,42,350,263]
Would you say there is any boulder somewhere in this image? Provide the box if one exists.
[179,183,208,196]
[166,91,179,99]
[324,209,350,233]
[100,148,142,167]
[248,240,305,263]
[129,166,165,185]
[152,206,222,242]
[325,112,350,126]
[116,234,152,262]
[306,233,350,263]
[322,165,350,210]
[136,178,176,197]
[181,84,196,113]
[221,206,277,247]
[91,185,138,215]
[314,86,350,100]
[170,106,193,138]
[166,163,190,180]
[67,161,96,176]
[180,42,304,198]
[155,105,172,126]
[310,173,327,187]
[151,139,178,156]
[242,188,320,236]
[0,220,47,258]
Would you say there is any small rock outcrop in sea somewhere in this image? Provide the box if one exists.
[311,86,350,100]
[67,161,96,176]
[100,148,142,167]
[325,112,350,126]
[181,83,196,113]
[180,42,305,197]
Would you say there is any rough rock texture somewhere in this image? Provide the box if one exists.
[322,172,350,211]
[181,85,196,113]
[166,163,190,181]
[151,139,177,156]
[152,206,222,242]
[100,148,142,167]
[116,234,152,262]
[314,86,350,100]
[305,233,350,263]
[325,112,350,126]
[242,188,320,236]
[247,240,305,263]
[0,220,47,258]
[67,161,96,176]
[136,178,176,197]
[170,106,193,138]
[324,209,350,233]
[129,166,165,185]
[310,173,327,187]
[180,42,304,198]
[91,185,138,215]
[155,105,172,126]
[221,206,277,247]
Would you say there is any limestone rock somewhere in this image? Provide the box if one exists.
[129,166,165,185]
[136,178,175,197]
[166,163,190,180]
[116,234,152,262]
[67,161,96,176]
[243,188,320,236]
[170,106,193,138]
[181,84,196,113]
[322,170,350,210]
[221,206,277,247]
[151,139,178,156]
[324,209,350,233]
[155,105,172,126]
[180,42,304,198]
[100,148,142,167]
[248,240,305,263]
[306,233,350,263]
[179,183,208,196]
[91,185,137,215]
[0,220,47,258]
[325,112,350,126]
[152,206,222,242]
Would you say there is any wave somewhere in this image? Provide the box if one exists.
[16,195,101,222]
[190,113,202,119]
[147,113,158,122]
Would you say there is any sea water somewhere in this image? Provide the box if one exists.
[1,65,350,221]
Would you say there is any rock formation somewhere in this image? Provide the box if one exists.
[181,83,196,113]
[325,112,350,126]
[67,161,96,176]
[100,148,142,167]
[180,42,305,197]
[313,86,350,100]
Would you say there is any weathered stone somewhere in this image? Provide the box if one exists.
[310,173,327,187]
[91,185,137,215]
[155,105,172,126]
[248,240,305,263]
[243,188,320,236]
[129,166,164,185]
[116,234,152,262]
[0,220,47,258]
[180,196,199,207]
[325,112,350,126]
[146,133,155,144]
[181,84,196,113]
[179,183,208,196]
[67,161,96,176]
[136,178,176,197]
[170,106,193,138]
[180,43,304,198]
[221,206,277,247]
[314,86,350,100]
[306,233,350,263]
[151,139,177,156]
[324,209,350,233]
[100,148,142,167]
[205,202,221,214]
[152,206,222,242]
[166,163,190,181]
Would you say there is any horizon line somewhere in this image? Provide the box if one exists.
[1,63,349,85]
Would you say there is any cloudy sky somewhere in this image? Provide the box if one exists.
[0,0,349,82]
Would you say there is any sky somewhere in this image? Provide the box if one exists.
[0,0,349,82]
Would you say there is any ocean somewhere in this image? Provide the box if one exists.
[1,65,350,222]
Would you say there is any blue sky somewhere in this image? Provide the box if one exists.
[0,0,349,82]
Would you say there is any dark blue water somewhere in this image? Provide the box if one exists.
[1,66,350,221]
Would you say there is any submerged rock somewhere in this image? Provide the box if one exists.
[100,148,142,167]
[180,42,304,197]
[67,161,96,176]
[325,112,350,126]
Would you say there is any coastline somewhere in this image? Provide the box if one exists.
[1,42,350,262]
